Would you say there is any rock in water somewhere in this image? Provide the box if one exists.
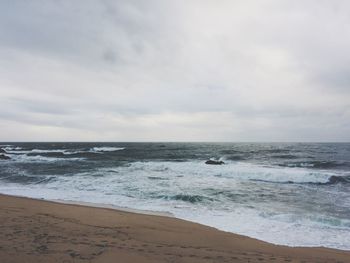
[0,154,10,160]
[205,160,224,165]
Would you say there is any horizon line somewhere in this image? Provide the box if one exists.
[1,141,350,143]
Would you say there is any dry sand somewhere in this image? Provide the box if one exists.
[0,194,349,263]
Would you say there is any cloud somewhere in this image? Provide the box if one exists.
[0,0,349,141]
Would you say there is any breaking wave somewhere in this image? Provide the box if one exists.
[279,161,346,169]
[8,154,84,163]
[156,194,213,203]
[89,147,125,152]
[324,175,350,185]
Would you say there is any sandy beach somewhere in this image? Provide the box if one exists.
[0,194,349,263]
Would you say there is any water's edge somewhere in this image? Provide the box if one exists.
[2,192,350,252]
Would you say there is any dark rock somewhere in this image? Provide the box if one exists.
[0,154,10,160]
[205,160,224,165]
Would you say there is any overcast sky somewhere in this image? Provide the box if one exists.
[0,0,349,142]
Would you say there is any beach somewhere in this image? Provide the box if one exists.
[0,194,349,263]
[1,143,350,250]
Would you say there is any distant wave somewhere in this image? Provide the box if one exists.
[249,149,291,154]
[8,154,84,163]
[3,147,74,155]
[279,161,346,169]
[1,146,125,156]
[2,146,22,151]
[272,154,299,159]
[89,147,125,152]
[2,146,23,153]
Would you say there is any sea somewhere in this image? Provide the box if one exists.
[0,142,349,250]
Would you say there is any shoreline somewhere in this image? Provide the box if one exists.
[2,191,349,250]
[50,198,174,218]
[1,193,349,262]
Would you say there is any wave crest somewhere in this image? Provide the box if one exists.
[157,194,212,203]
[90,147,125,152]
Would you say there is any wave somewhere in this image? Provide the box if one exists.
[8,154,84,163]
[0,174,55,184]
[2,147,125,155]
[4,148,70,154]
[89,147,125,152]
[113,161,337,185]
[324,175,350,185]
[249,149,291,154]
[3,157,341,185]
[147,176,169,180]
[31,149,66,153]
[2,146,22,151]
[249,175,350,185]
[156,194,213,203]
[126,161,350,186]
[279,161,345,169]
[272,154,299,159]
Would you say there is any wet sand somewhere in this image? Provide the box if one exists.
[0,194,349,263]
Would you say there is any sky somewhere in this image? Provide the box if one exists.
[0,0,349,142]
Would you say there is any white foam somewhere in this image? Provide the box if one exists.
[90,147,125,152]
[8,154,84,163]
[119,161,334,184]
[172,207,350,250]
[2,147,89,159]
[2,146,22,152]
[62,150,86,155]
[3,148,89,155]
[4,148,66,154]
[30,149,66,153]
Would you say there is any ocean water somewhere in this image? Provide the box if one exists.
[0,142,350,250]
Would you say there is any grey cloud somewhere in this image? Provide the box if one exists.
[8,98,74,115]
[0,0,349,141]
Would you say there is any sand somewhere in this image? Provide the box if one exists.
[0,194,349,263]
